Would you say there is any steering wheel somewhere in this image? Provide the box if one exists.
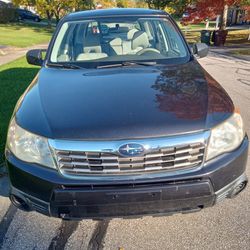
[136,48,160,55]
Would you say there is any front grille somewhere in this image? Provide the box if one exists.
[55,142,205,175]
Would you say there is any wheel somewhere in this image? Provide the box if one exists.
[136,48,160,55]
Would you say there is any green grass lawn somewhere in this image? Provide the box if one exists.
[226,30,250,45]
[0,57,39,163]
[176,18,250,45]
[178,21,217,31]
[182,29,250,45]
[0,22,53,47]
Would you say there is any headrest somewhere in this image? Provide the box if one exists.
[127,29,139,40]
[131,31,149,50]
[110,38,122,46]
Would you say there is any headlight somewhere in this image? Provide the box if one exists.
[206,112,245,161]
[6,118,56,168]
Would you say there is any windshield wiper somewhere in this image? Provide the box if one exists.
[97,61,157,69]
[124,61,157,66]
[46,62,85,69]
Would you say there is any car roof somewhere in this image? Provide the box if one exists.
[65,8,168,21]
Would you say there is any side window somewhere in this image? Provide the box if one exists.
[163,20,184,55]
[57,23,76,60]
[87,21,99,35]
[154,21,169,55]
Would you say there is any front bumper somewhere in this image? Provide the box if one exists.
[6,137,249,219]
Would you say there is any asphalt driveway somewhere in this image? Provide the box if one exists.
[0,52,249,250]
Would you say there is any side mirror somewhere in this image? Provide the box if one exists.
[26,49,46,66]
[193,43,209,58]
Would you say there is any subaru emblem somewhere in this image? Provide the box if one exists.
[118,143,145,157]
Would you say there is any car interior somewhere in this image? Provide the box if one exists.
[50,18,187,63]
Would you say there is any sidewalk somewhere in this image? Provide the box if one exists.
[210,44,250,50]
[0,43,48,66]
[209,44,250,61]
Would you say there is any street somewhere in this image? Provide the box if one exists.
[0,52,250,250]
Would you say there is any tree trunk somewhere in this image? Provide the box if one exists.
[55,14,60,23]
[46,10,52,28]
[221,4,229,30]
[54,9,60,23]
[146,1,152,9]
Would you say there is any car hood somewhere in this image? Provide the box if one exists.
[16,60,234,140]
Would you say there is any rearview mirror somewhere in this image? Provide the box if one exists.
[26,49,46,66]
[193,43,209,58]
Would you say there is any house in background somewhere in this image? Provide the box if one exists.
[0,0,11,7]
[0,0,37,13]
[0,0,11,3]
[181,4,250,26]
[228,6,250,25]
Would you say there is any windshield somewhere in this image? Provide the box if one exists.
[49,16,189,67]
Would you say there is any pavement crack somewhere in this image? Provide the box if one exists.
[87,220,110,250]
[238,78,250,87]
[48,220,79,250]
[0,204,17,248]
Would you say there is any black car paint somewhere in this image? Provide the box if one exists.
[6,137,249,218]
[15,60,234,140]
[6,8,248,219]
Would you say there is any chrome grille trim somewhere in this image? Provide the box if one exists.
[49,131,210,176]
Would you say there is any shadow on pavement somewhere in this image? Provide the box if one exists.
[0,22,54,34]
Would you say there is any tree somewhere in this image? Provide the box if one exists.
[115,0,139,8]
[135,0,147,8]
[12,0,35,8]
[143,0,195,13]
[116,0,126,7]
[36,0,71,24]
[145,0,174,10]
[12,0,95,25]
[0,2,17,23]
[241,0,250,6]
[170,0,194,15]
[35,0,57,25]
[95,0,114,8]
[186,0,243,30]
[116,0,137,8]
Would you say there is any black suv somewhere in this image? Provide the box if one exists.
[16,8,41,22]
[5,9,248,219]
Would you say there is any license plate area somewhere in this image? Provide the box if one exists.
[52,181,213,206]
